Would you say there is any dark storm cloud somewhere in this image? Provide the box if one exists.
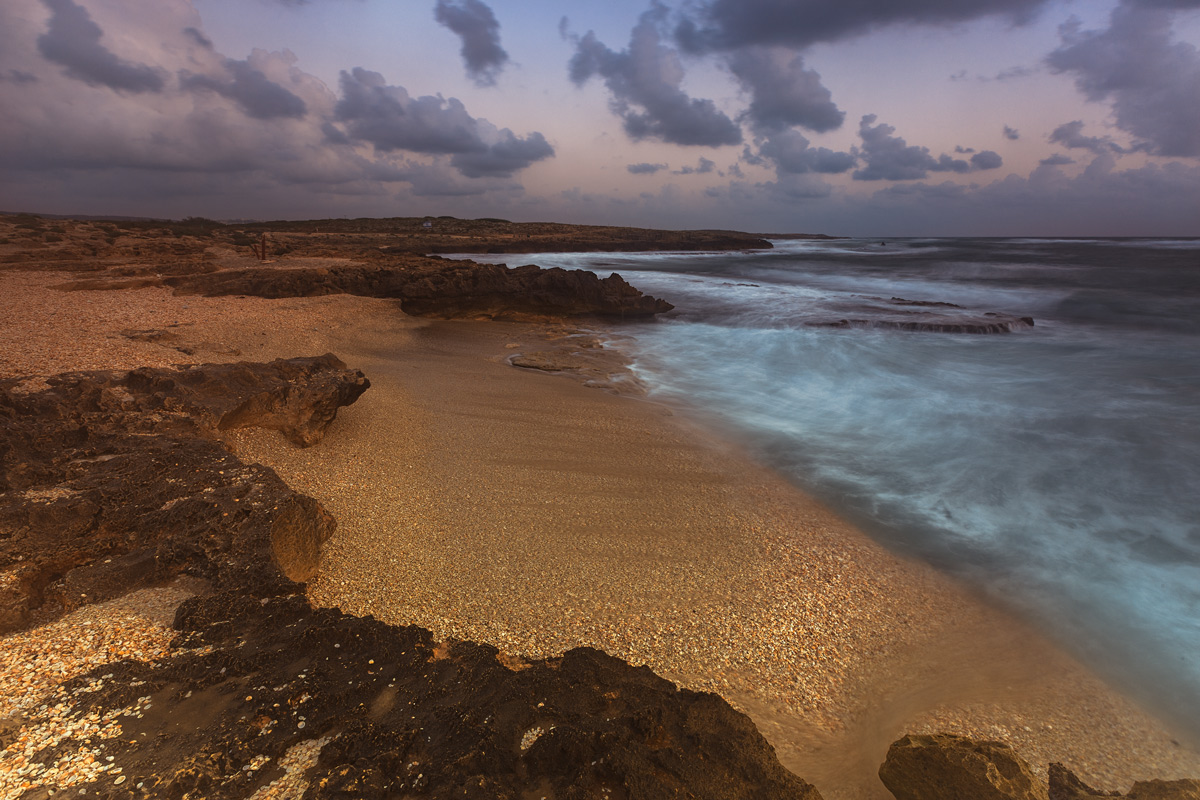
[628,162,668,174]
[1004,125,1020,140]
[1048,120,1124,154]
[853,115,1002,180]
[181,59,308,119]
[333,68,553,176]
[434,0,509,87]
[568,6,742,147]
[757,129,854,175]
[36,0,164,93]
[727,46,843,133]
[675,0,1050,52]
[1047,3,1200,157]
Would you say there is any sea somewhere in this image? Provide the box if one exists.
[456,238,1200,735]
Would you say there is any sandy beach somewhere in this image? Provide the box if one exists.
[4,260,1200,799]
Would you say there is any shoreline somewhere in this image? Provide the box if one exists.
[220,315,1200,797]
[2,264,1199,798]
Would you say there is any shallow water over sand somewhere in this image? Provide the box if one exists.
[461,238,1200,737]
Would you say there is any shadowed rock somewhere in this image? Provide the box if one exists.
[0,355,366,632]
[879,733,1048,800]
[42,592,822,799]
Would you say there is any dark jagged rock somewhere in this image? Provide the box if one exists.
[154,258,674,319]
[878,733,1048,800]
[1051,763,1200,800]
[39,591,821,800]
[0,355,366,632]
[1,356,822,799]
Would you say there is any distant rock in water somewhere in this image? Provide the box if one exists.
[808,295,1034,334]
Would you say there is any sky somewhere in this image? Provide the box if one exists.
[1,0,1198,236]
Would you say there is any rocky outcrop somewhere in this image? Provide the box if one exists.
[0,355,366,632]
[37,592,822,799]
[155,258,674,319]
[1,356,823,799]
[1051,764,1200,800]
[879,733,1048,800]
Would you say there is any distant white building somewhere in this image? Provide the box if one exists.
[422,220,433,229]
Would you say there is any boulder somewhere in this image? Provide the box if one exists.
[1050,763,1200,800]
[879,733,1048,800]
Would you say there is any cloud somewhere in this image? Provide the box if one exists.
[675,0,1051,52]
[450,128,554,178]
[1,0,554,220]
[181,57,308,119]
[1040,153,1076,165]
[331,67,553,176]
[1048,120,1124,154]
[1048,3,1200,157]
[971,150,1004,169]
[628,162,668,174]
[673,157,716,175]
[434,0,509,87]
[36,0,164,92]
[767,172,835,199]
[1004,125,1020,140]
[727,46,843,133]
[757,129,855,175]
[853,115,1003,180]
[568,5,742,147]
[2,69,39,84]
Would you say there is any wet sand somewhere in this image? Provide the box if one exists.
[3,265,1199,798]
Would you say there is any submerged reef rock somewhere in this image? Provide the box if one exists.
[0,355,365,632]
[879,733,1048,800]
[151,258,674,319]
[0,356,821,799]
[808,296,1035,333]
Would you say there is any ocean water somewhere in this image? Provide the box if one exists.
[458,238,1200,733]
